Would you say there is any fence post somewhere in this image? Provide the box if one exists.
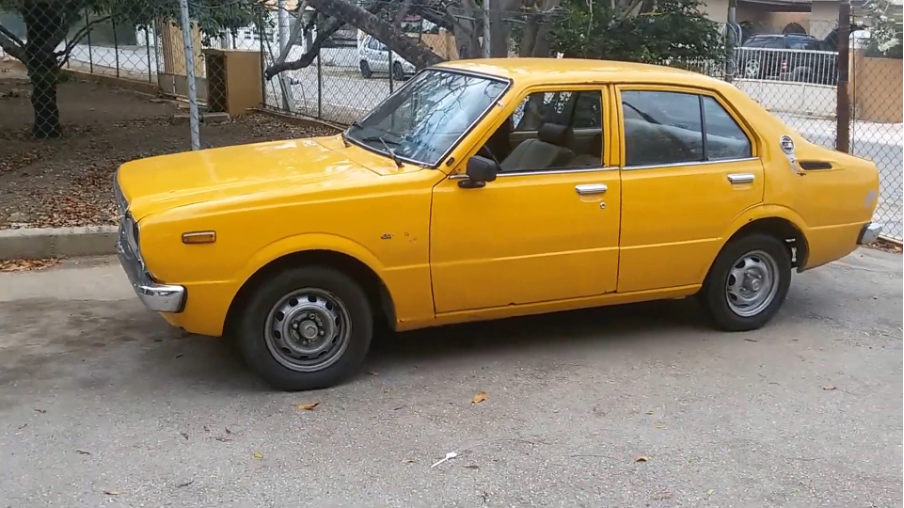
[388,46,394,94]
[835,0,851,153]
[145,28,152,83]
[112,17,120,78]
[85,8,94,73]
[317,48,323,119]
[178,0,201,151]
[483,0,492,57]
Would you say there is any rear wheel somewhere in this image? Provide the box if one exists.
[392,61,405,81]
[237,266,373,391]
[699,233,792,331]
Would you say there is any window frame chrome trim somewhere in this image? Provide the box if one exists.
[449,166,618,180]
[622,156,761,171]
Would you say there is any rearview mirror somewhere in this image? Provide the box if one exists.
[458,156,499,189]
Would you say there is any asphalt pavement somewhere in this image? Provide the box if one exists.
[0,250,901,508]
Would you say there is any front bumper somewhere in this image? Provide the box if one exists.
[116,218,186,314]
[857,222,883,245]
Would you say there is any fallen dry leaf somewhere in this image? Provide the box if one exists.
[634,456,649,463]
[295,402,320,411]
[471,392,488,404]
[655,424,667,429]
[0,258,60,272]
[253,451,264,459]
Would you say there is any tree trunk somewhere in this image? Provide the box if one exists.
[29,63,61,138]
[23,3,65,139]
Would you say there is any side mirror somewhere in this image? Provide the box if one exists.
[458,155,499,189]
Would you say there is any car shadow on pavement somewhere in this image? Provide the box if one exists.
[0,295,707,397]
[363,297,709,376]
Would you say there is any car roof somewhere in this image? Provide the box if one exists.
[434,58,727,88]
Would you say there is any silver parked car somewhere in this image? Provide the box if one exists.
[358,35,416,80]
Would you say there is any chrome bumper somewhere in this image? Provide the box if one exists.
[116,220,186,313]
[857,222,883,245]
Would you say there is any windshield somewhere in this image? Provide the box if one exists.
[345,69,509,167]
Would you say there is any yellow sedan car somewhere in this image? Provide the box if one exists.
[114,58,882,391]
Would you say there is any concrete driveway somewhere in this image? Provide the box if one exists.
[1,249,901,508]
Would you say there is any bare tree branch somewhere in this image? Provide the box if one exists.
[308,0,444,68]
[55,15,114,68]
[0,27,25,61]
[265,0,387,80]
[40,1,89,56]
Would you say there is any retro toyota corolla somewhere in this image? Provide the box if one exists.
[114,58,882,391]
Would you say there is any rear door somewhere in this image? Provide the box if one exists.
[614,85,765,293]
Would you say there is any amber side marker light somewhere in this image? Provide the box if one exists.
[182,231,217,244]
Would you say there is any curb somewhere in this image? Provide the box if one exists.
[0,226,118,261]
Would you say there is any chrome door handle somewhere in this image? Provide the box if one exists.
[727,173,755,184]
[575,183,608,195]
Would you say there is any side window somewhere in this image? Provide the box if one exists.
[490,90,604,172]
[621,90,703,167]
[702,96,753,160]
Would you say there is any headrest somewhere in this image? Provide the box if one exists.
[538,123,574,148]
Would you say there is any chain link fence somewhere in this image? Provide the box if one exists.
[1,2,899,240]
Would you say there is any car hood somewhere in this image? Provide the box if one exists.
[116,135,411,221]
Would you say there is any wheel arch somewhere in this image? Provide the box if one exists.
[225,244,397,337]
[712,211,811,277]
[728,217,810,269]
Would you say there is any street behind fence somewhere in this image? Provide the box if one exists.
[0,3,901,240]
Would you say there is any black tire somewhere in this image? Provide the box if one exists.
[237,266,373,391]
[392,62,405,81]
[359,60,372,79]
[699,233,792,332]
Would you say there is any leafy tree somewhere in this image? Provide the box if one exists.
[549,0,730,65]
[0,0,261,138]
[863,0,902,58]
[267,0,730,82]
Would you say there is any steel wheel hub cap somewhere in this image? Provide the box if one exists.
[264,288,351,373]
[725,249,780,318]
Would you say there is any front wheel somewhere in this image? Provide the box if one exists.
[359,60,373,79]
[699,234,792,331]
[237,266,373,391]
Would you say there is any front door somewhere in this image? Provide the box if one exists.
[614,86,765,293]
[429,86,621,314]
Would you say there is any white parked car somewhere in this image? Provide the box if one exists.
[357,35,416,80]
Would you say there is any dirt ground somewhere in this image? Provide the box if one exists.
[0,76,338,230]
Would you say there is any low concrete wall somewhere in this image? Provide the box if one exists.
[735,78,836,119]
[0,226,117,261]
[61,68,160,96]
